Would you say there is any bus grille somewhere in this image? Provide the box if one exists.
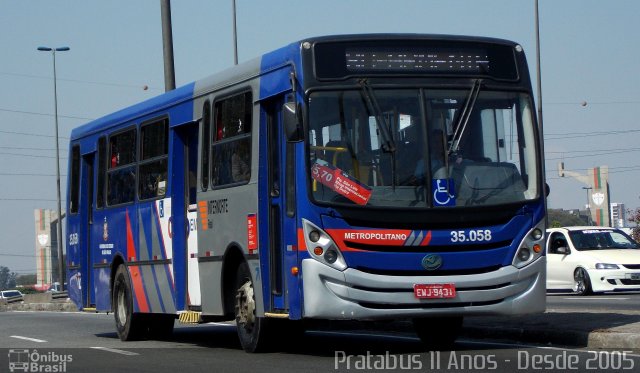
[344,240,512,253]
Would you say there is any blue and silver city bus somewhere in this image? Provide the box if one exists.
[66,34,546,352]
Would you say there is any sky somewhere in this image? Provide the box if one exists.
[1,0,639,275]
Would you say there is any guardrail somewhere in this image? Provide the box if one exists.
[51,291,69,300]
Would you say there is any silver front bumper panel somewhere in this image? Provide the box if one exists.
[302,257,546,320]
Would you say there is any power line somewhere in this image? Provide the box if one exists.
[545,148,640,161]
[544,101,640,105]
[0,107,93,121]
[0,173,67,177]
[0,152,67,160]
[0,129,69,140]
[0,198,60,202]
[0,253,37,258]
[545,129,640,140]
[0,146,57,152]
[0,71,161,91]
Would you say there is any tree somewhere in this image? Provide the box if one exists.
[16,274,36,287]
[547,209,588,228]
[0,266,18,290]
[627,208,640,242]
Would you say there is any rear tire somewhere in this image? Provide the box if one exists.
[113,265,146,341]
[234,262,271,352]
[413,316,463,350]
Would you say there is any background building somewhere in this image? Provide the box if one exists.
[33,209,62,290]
[611,202,627,228]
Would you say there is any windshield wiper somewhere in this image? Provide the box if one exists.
[449,79,482,156]
[358,79,396,153]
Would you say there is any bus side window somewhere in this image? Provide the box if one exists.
[212,91,252,188]
[96,137,106,209]
[69,145,81,214]
[201,101,211,190]
[139,119,169,200]
[107,128,137,206]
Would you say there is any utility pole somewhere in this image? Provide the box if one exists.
[161,0,176,91]
[232,0,238,65]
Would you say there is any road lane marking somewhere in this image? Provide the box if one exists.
[90,347,139,356]
[562,297,629,300]
[10,335,47,343]
[206,322,236,327]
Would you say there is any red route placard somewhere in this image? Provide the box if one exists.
[312,162,372,205]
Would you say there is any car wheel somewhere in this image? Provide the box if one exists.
[573,267,592,296]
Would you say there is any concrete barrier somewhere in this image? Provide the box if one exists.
[24,293,53,303]
[0,292,77,313]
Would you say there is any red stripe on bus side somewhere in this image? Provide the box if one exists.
[126,211,150,313]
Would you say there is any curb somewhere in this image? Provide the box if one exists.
[463,326,640,350]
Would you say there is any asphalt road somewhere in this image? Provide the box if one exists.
[547,291,640,312]
[1,307,640,373]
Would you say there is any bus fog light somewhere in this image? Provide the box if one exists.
[309,230,321,242]
[517,248,531,262]
[531,228,543,240]
[324,249,338,264]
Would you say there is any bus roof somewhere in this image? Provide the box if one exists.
[70,33,520,141]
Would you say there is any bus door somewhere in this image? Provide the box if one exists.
[265,97,297,313]
[171,122,200,310]
[81,153,96,307]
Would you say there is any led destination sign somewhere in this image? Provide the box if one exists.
[313,40,519,80]
[346,49,490,73]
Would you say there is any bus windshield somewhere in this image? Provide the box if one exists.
[307,88,539,208]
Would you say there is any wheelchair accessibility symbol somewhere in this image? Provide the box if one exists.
[432,179,456,206]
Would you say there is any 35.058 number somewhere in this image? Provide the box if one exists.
[450,229,492,243]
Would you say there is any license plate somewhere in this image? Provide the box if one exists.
[413,284,456,299]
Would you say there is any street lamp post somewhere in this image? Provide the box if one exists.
[38,46,69,291]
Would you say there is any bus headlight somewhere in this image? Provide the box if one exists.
[302,219,347,271]
[512,221,546,268]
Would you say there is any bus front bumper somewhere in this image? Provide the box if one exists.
[301,257,546,320]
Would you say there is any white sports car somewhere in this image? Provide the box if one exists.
[546,226,640,295]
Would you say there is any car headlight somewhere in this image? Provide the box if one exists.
[512,220,546,269]
[595,263,619,270]
[302,219,347,271]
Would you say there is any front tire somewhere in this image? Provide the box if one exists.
[573,267,593,296]
[113,265,146,341]
[413,316,463,350]
[234,262,271,352]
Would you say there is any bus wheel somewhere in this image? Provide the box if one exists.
[234,263,270,352]
[412,316,462,350]
[573,268,592,296]
[113,265,146,341]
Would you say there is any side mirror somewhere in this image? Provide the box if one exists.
[556,246,570,255]
[545,183,551,197]
[283,102,302,142]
